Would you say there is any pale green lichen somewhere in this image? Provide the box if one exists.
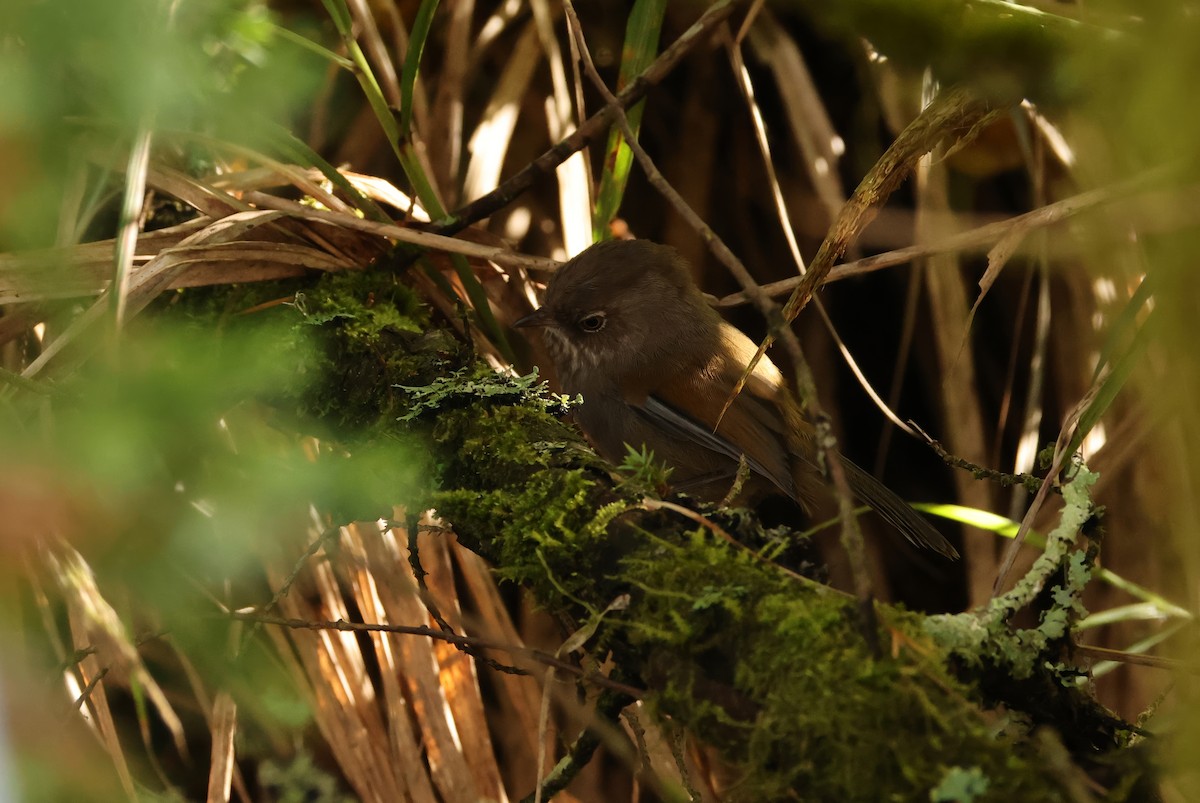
[397,366,579,423]
[924,464,1098,682]
[931,765,991,802]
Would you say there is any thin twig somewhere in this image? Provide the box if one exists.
[524,691,633,803]
[641,498,828,590]
[1073,643,1198,674]
[73,666,111,711]
[262,526,342,617]
[911,421,1045,494]
[406,515,455,634]
[110,125,153,335]
[229,611,646,698]
[714,171,1174,308]
[993,374,1107,595]
[404,517,529,677]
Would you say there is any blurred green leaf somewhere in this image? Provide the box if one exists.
[1,315,423,631]
[778,0,1124,104]
[0,0,323,249]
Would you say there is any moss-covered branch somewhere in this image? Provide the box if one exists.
[171,270,1154,801]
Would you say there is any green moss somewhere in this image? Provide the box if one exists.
[615,533,1068,801]
[433,403,583,484]
[293,270,457,427]
[294,268,425,342]
[158,269,450,428]
[427,392,634,604]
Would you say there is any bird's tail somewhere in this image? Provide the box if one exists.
[840,456,959,559]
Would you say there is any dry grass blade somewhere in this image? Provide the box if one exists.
[345,0,402,107]
[25,562,134,798]
[1005,266,1050,524]
[1,217,209,295]
[110,126,153,332]
[209,166,427,220]
[952,226,1030,473]
[779,86,993,321]
[725,34,808,274]
[171,644,252,802]
[917,142,997,604]
[44,543,187,795]
[206,692,238,803]
[265,531,425,801]
[247,201,558,272]
[714,172,1183,307]
[873,264,925,475]
[254,509,524,801]
[451,544,556,795]
[345,522,480,803]
[412,528,508,799]
[69,641,135,799]
[744,9,845,224]
[719,85,993,422]
[4,196,556,370]
[146,143,354,217]
[22,210,287,377]
[726,21,917,436]
[463,22,543,205]
[530,0,592,256]
[975,228,1027,315]
[1,241,354,304]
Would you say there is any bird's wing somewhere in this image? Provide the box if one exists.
[637,324,958,557]
[631,323,801,501]
[632,395,794,497]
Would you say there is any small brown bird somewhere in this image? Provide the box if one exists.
[516,239,957,558]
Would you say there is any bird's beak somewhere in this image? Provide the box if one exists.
[514,308,552,329]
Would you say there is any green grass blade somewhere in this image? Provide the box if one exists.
[271,22,354,69]
[591,0,667,240]
[916,502,1192,620]
[1067,313,1151,456]
[319,0,513,360]
[401,0,441,138]
[1090,275,1153,383]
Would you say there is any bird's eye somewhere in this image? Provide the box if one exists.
[578,312,607,333]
